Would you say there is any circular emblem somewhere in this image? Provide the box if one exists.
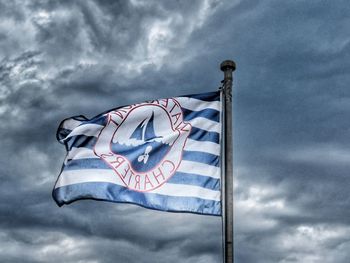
[94,98,191,192]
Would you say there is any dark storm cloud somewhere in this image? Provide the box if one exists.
[0,1,223,262]
[1,0,350,262]
[219,1,350,261]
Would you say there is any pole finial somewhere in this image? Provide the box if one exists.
[220,60,236,72]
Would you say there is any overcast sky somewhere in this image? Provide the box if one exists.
[1,0,350,262]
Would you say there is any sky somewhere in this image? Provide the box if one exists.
[1,0,350,262]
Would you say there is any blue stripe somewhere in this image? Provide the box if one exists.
[65,158,109,170]
[81,115,107,126]
[64,148,219,169]
[182,150,219,167]
[63,158,220,190]
[184,91,220,101]
[64,129,219,154]
[182,108,220,123]
[169,172,220,190]
[57,128,73,142]
[189,127,220,143]
[71,115,89,121]
[60,118,221,147]
[53,182,221,215]
[66,135,97,151]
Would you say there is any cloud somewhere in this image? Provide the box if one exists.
[0,1,225,262]
[1,0,350,262]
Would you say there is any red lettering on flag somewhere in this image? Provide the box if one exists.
[134,175,141,190]
[153,167,165,184]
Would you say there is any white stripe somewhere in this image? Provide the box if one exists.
[55,169,220,201]
[176,97,220,111]
[184,139,220,156]
[61,119,83,130]
[61,118,220,140]
[60,97,220,132]
[62,156,221,184]
[190,117,220,134]
[177,160,220,179]
[65,124,103,139]
[151,183,220,201]
[55,169,122,188]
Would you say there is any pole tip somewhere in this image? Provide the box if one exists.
[220,60,236,72]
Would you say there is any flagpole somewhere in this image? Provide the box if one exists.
[220,60,236,263]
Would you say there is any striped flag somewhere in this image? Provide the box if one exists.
[53,91,222,215]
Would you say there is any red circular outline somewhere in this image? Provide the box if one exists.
[93,99,192,192]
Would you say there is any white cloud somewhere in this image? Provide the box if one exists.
[278,224,350,262]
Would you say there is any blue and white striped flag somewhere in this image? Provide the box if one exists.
[53,91,222,215]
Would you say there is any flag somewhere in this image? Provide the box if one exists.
[53,91,222,215]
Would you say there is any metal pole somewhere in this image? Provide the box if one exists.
[220,60,236,263]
